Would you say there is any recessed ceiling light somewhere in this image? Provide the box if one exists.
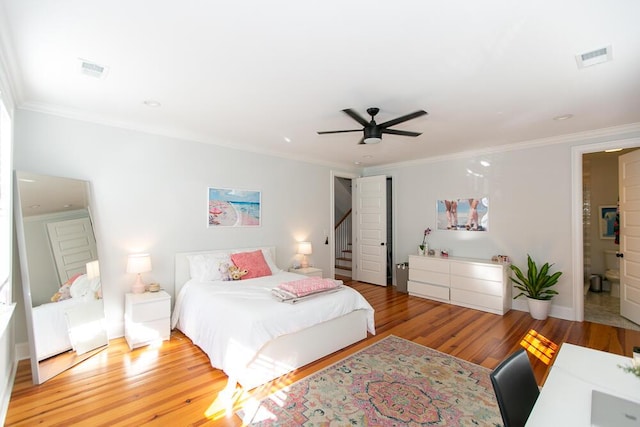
[143,100,161,107]
[283,137,292,143]
[354,161,362,165]
[18,178,36,183]
[63,204,73,208]
[605,148,623,153]
[553,114,573,121]
[363,155,373,159]
[480,160,491,167]
[29,205,40,209]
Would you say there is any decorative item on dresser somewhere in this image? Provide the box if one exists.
[407,255,511,315]
[124,290,171,350]
[288,266,323,278]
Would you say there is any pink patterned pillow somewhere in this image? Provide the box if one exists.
[231,250,272,279]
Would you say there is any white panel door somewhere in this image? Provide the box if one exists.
[619,149,640,325]
[354,175,387,286]
[47,217,98,283]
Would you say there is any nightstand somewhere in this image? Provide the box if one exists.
[124,290,171,350]
[289,267,323,278]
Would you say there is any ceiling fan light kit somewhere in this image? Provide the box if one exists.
[318,107,428,145]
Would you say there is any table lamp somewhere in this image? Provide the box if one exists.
[298,241,312,268]
[127,253,152,294]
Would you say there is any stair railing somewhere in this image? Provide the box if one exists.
[335,209,352,268]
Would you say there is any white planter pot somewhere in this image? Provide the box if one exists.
[527,297,551,320]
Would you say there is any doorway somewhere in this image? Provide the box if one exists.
[582,149,639,330]
[572,138,640,329]
[330,172,393,286]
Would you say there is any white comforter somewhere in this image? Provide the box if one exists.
[171,272,375,381]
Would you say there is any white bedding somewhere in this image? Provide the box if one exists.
[171,271,375,382]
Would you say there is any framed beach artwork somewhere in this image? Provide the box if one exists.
[436,198,489,231]
[208,187,261,227]
[599,205,617,239]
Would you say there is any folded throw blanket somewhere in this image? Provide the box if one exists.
[277,277,341,298]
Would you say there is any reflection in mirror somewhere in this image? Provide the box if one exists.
[14,171,108,384]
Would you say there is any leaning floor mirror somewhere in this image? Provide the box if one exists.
[14,171,108,384]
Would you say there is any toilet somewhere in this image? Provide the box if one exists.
[604,250,620,298]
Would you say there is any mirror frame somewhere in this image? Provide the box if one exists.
[14,171,107,384]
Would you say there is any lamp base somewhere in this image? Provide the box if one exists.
[132,275,146,294]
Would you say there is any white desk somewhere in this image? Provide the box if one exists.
[526,343,640,426]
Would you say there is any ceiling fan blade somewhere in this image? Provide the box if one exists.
[317,129,362,135]
[378,110,427,129]
[357,136,365,144]
[342,109,370,127]
[382,128,422,137]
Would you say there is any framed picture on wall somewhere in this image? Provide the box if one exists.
[436,198,489,231]
[599,205,617,239]
[208,187,261,227]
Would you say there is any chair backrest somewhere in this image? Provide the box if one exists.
[490,349,540,427]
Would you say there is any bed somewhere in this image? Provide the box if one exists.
[171,246,375,389]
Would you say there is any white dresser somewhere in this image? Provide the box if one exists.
[408,255,511,315]
[124,291,171,350]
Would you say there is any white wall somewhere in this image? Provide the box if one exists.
[13,109,348,340]
[366,131,640,319]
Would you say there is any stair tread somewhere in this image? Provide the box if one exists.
[335,265,353,271]
[342,249,352,254]
[336,257,352,261]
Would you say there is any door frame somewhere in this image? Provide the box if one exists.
[329,170,358,280]
[571,137,640,321]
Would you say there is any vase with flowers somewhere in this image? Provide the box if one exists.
[419,228,432,256]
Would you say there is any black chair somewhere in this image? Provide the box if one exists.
[490,349,540,427]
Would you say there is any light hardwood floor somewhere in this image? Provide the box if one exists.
[7,280,640,426]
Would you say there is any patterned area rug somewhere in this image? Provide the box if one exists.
[238,335,503,426]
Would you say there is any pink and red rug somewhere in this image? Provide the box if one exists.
[238,335,503,426]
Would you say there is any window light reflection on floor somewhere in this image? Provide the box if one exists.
[520,329,558,365]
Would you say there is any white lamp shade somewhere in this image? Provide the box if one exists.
[298,241,312,255]
[86,260,100,279]
[126,254,152,274]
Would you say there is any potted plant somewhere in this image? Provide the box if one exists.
[419,228,432,256]
[510,254,562,320]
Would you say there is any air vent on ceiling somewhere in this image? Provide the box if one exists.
[78,58,109,79]
[575,45,612,69]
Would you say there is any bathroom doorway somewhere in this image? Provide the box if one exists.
[582,149,640,330]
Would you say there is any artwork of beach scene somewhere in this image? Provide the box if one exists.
[437,198,488,231]
[208,187,261,227]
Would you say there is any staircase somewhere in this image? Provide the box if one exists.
[335,209,352,277]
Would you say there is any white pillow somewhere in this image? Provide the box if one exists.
[187,253,232,281]
[69,274,90,298]
[261,249,281,274]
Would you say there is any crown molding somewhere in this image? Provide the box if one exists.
[364,122,640,174]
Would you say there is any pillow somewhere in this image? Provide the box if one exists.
[69,274,90,299]
[231,250,272,279]
[261,249,281,274]
[187,253,232,281]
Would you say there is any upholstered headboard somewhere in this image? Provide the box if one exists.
[174,246,277,295]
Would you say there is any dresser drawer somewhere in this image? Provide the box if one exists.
[409,269,450,286]
[409,256,450,274]
[450,288,504,313]
[127,295,171,322]
[450,275,504,297]
[450,261,503,281]
[408,280,449,302]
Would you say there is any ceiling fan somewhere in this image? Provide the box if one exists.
[318,107,428,145]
